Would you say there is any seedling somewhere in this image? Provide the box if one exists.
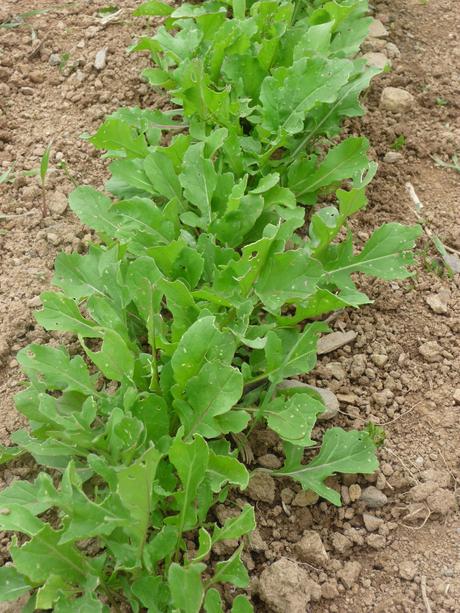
[39,142,52,216]
[432,153,460,174]
[391,135,406,151]
[436,97,448,107]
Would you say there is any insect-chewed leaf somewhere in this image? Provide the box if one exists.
[169,435,209,531]
[210,545,249,588]
[212,504,255,543]
[134,0,174,17]
[36,292,101,338]
[254,249,323,311]
[232,595,253,613]
[179,143,217,228]
[168,562,206,613]
[116,447,162,548]
[82,329,135,382]
[259,57,353,136]
[207,453,249,492]
[69,186,118,236]
[17,344,95,396]
[263,322,329,384]
[90,118,149,158]
[0,567,31,603]
[10,525,87,584]
[171,316,235,390]
[181,362,243,437]
[266,393,324,446]
[323,223,423,287]
[288,137,371,202]
[276,428,379,505]
[204,587,223,613]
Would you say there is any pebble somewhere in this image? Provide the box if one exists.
[292,490,319,507]
[338,561,362,588]
[384,151,403,163]
[385,42,401,59]
[368,18,389,38]
[380,87,415,113]
[49,190,68,216]
[258,558,318,612]
[426,291,449,314]
[348,484,362,502]
[350,354,367,379]
[371,353,388,367]
[257,454,282,469]
[20,87,34,96]
[247,472,276,504]
[321,581,339,600]
[366,533,386,549]
[363,52,391,70]
[418,341,442,362]
[362,513,384,532]
[49,53,61,66]
[453,389,460,404]
[294,531,329,567]
[317,331,357,355]
[27,296,42,308]
[46,232,61,246]
[29,71,44,84]
[332,532,353,555]
[278,380,339,420]
[399,560,417,581]
[361,486,388,508]
[94,47,108,71]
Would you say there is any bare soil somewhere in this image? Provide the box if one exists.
[0,1,459,612]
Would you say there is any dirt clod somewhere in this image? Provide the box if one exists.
[258,558,318,613]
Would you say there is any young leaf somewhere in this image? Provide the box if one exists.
[212,504,255,542]
[134,1,174,16]
[179,143,217,228]
[266,393,324,446]
[232,595,254,613]
[168,562,206,613]
[275,428,379,505]
[82,329,135,382]
[204,588,223,613]
[0,567,31,603]
[17,345,95,395]
[210,545,249,588]
[36,293,101,338]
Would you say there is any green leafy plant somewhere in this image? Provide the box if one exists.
[39,142,52,216]
[0,1,421,610]
[391,134,406,151]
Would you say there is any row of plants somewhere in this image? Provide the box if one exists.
[0,0,421,610]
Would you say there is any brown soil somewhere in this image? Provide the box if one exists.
[0,1,459,612]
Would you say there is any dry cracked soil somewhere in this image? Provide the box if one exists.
[0,0,459,612]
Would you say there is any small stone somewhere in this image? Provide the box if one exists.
[321,581,339,600]
[49,53,61,66]
[28,295,42,308]
[362,513,384,532]
[317,331,357,354]
[454,389,460,404]
[368,18,388,38]
[366,533,386,549]
[371,354,388,367]
[363,52,391,70]
[348,484,362,502]
[426,489,456,515]
[94,47,108,71]
[350,354,367,379]
[338,561,362,588]
[248,528,267,553]
[426,293,449,314]
[29,70,44,84]
[399,560,417,581]
[257,454,282,469]
[380,87,415,113]
[361,486,388,508]
[332,532,353,555]
[385,42,401,59]
[418,341,442,362]
[384,151,403,163]
[324,361,346,380]
[46,232,61,246]
[20,86,34,96]
[247,472,276,503]
[294,531,329,567]
[258,558,317,613]
[49,191,68,216]
[292,490,319,507]
[280,487,294,504]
